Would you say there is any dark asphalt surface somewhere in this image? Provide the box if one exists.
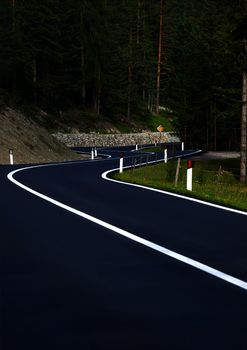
[1,145,247,349]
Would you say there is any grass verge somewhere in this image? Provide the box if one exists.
[112,158,247,212]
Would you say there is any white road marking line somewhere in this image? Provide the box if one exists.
[102,153,247,217]
[7,157,247,291]
[75,150,112,159]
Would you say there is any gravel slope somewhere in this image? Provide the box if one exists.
[0,108,84,164]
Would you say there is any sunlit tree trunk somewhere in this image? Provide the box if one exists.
[155,0,164,114]
[240,0,247,181]
[240,56,247,182]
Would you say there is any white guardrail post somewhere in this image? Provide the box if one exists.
[9,149,14,165]
[119,153,124,173]
[164,148,168,163]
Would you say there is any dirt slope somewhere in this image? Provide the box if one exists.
[0,108,83,164]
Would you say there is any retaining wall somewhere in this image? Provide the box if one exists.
[53,132,180,147]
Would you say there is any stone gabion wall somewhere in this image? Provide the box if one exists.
[53,132,180,147]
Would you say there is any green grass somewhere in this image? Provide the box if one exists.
[113,158,247,212]
[140,147,163,153]
[112,111,175,133]
[135,110,174,132]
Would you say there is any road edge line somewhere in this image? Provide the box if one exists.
[6,163,247,291]
[101,155,247,217]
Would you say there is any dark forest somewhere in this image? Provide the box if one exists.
[0,0,246,152]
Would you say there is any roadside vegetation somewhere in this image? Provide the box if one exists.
[0,102,174,164]
[113,157,247,212]
[28,107,174,135]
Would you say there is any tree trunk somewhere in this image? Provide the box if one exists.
[137,0,141,45]
[80,8,86,103]
[148,93,152,112]
[142,0,147,104]
[11,0,16,93]
[81,42,86,103]
[96,67,101,116]
[12,0,16,30]
[127,27,133,120]
[155,0,163,114]
[214,113,217,151]
[240,68,247,182]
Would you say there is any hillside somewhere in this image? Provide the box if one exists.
[0,108,83,164]
[0,104,175,165]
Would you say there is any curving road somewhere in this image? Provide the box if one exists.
[1,146,247,350]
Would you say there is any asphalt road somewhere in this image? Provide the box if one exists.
[1,146,247,349]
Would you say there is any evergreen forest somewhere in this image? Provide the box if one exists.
[0,0,246,153]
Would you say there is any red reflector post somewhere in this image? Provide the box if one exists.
[187,159,193,169]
